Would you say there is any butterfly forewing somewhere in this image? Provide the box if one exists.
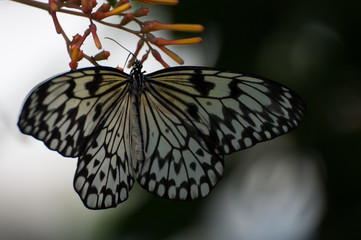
[145,67,305,155]
[19,68,129,156]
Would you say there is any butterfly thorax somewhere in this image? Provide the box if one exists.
[129,60,144,95]
[129,60,145,165]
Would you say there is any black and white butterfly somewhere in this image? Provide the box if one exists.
[18,60,306,209]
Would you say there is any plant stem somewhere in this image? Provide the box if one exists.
[10,0,139,34]
[11,0,49,11]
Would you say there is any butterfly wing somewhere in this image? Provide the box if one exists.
[137,66,306,201]
[18,67,135,209]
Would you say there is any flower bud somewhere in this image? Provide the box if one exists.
[133,7,149,17]
[93,51,110,61]
[96,3,111,13]
[151,49,170,68]
[69,60,78,70]
[89,24,102,49]
[133,39,145,57]
[120,13,134,26]
[81,0,97,14]
[141,51,149,63]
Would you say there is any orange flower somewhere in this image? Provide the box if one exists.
[151,37,202,47]
[159,46,183,64]
[71,44,81,62]
[44,0,204,69]
[142,21,204,33]
[92,3,131,20]
[133,0,178,5]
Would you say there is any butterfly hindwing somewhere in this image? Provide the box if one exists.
[138,86,224,200]
[74,92,137,209]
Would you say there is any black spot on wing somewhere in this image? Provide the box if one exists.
[93,103,104,121]
[189,69,215,96]
[229,80,242,98]
[93,159,100,167]
[196,149,204,157]
[187,103,200,121]
[190,162,197,171]
[65,80,76,98]
[86,70,103,96]
[100,171,105,181]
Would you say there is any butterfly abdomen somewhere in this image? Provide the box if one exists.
[129,66,146,165]
[129,94,145,164]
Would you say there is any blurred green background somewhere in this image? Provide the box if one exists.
[1,0,361,239]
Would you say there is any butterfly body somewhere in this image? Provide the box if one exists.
[18,62,306,209]
[129,93,145,164]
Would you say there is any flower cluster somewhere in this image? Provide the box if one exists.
[38,0,203,69]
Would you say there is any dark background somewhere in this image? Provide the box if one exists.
[106,1,361,239]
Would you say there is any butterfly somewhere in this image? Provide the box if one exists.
[18,60,306,209]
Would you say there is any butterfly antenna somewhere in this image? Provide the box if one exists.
[104,37,137,68]
[104,37,135,56]
[123,53,132,70]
